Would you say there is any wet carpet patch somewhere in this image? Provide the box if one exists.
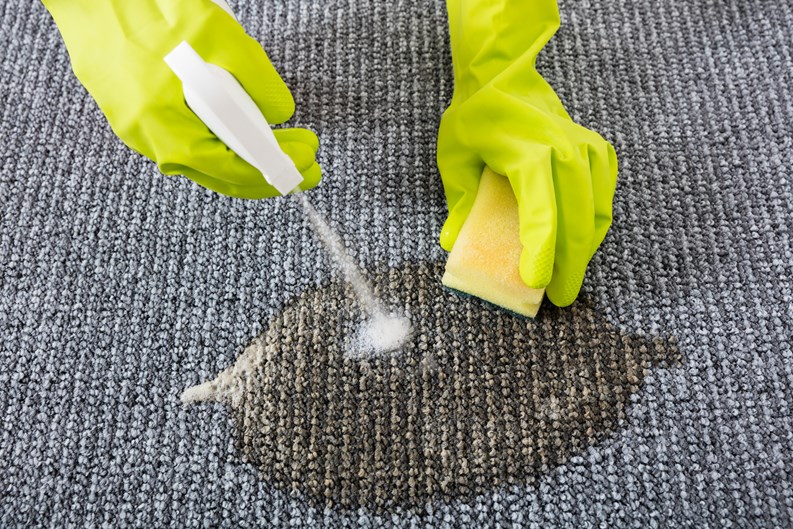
[189,262,680,510]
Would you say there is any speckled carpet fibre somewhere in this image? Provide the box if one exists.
[1,0,792,527]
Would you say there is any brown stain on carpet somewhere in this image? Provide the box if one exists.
[222,263,680,510]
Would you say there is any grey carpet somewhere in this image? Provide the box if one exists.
[1,0,792,527]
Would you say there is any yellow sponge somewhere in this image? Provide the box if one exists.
[442,167,545,318]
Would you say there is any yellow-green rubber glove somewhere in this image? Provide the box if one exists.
[43,0,321,198]
[437,0,618,307]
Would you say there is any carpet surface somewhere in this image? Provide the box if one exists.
[1,0,792,527]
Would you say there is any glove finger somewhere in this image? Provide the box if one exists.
[275,128,320,154]
[277,136,321,175]
[176,155,321,198]
[437,110,485,251]
[587,139,619,254]
[494,145,558,290]
[545,145,596,307]
[160,148,280,199]
[437,153,484,252]
[176,165,278,199]
[295,162,322,192]
[204,31,295,125]
[153,108,280,198]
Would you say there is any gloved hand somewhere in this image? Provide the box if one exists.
[437,0,618,307]
[42,0,321,198]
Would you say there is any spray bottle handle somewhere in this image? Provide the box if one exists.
[164,41,304,196]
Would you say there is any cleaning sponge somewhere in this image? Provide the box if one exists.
[442,167,545,318]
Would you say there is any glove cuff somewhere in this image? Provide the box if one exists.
[446,0,560,100]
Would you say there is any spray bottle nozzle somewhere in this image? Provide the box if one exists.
[164,41,303,196]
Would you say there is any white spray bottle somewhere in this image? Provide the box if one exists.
[163,1,303,196]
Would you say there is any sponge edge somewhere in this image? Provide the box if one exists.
[442,167,545,318]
